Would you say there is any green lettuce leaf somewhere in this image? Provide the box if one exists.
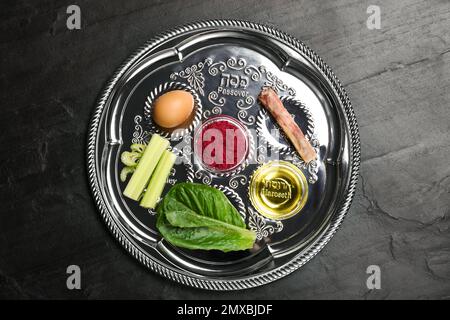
[156,183,256,252]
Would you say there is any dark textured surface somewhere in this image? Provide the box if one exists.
[1,0,449,299]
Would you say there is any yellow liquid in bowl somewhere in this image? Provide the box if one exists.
[249,160,308,220]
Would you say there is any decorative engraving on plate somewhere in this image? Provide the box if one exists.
[169,136,195,183]
[256,144,267,164]
[209,57,261,79]
[172,133,193,158]
[194,168,213,185]
[171,147,194,184]
[307,159,319,184]
[207,91,225,107]
[170,58,213,96]
[259,66,296,96]
[229,175,248,189]
[207,58,259,120]
[185,159,195,183]
[167,167,177,185]
[203,106,222,119]
[236,96,255,110]
[206,57,295,126]
[132,115,150,144]
[247,207,283,240]
[237,110,256,125]
[289,151,319,184]
[182,134,193,156]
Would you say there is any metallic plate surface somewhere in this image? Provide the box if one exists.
[87,20,360,290]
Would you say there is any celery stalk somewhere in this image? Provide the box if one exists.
[123,134,169,201]
[140,150,176,209]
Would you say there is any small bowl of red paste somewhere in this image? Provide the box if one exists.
[194,115,249,174]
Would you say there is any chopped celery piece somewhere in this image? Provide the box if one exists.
[120,166,135,182]
[130,143,146,153]
[123,134,169,201]
[121,151,142,167]
[140,150,176,209]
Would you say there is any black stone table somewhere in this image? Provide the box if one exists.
[1,0,449,299]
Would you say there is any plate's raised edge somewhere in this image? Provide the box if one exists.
[86,19,361,291]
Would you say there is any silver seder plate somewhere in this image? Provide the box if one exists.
[87,20,360,290]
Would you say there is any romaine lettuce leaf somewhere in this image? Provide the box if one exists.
[156,183,256,252]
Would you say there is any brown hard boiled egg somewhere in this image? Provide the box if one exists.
[153,90,194,129]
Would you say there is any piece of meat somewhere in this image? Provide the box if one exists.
[258,87,317,163]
